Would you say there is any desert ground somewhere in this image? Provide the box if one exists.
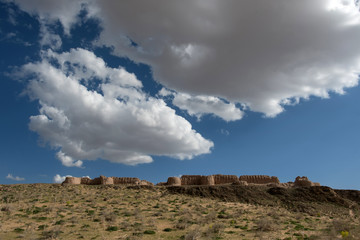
[1,184,360,240]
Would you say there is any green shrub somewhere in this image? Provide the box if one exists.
[14,228,24,233]
[55,220,65,225]
[144,230,156,234]
[86,210,95,216]
[32,207,41,214]
[38,225,47,230]
[106,226,118,232]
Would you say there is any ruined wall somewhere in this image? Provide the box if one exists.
[112,177,141,185]
[294,176,317,187]
[181,175,202,185]
[87,177,101,185]
[213,174,238,185]
[63,177,81,184]
[167,177,181,186]
[239,175,280,184]
[100,176,114,185]
[179,175,238,185]
[80,177,91,184]
[62,174,318,187]
[200,175,215,185]
[61,176,153,186]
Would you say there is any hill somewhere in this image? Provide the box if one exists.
[1,184,360,239]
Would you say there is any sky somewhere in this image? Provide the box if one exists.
[1,0,360,189]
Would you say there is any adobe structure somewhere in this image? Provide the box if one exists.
[163,175,320,188]
[61,174,320,188]
[239,175,280,184]
[294,176,320,187]
[62,175,153,186]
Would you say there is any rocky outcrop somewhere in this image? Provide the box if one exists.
[167,177,181,186]
[232,180,248,186]
[266,183,282,188]
[200,175,215,185]
[139,180,154,186]
[213,174,238,185]
[62,177,81,185]
[239,175,280,184]
[294,176,319,187]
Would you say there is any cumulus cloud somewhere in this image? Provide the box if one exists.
[13,0,93,35]
[159,88,243,121]
[39,23,62,50]
[19,48,213,166]
[6,173,25,181]
[53,174,71,183]
[13,0,360,117]
[56,151,83,167]
[93,0,360,117]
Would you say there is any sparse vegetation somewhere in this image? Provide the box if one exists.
[0,183,360,239]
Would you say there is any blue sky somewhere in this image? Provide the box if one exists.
[1,0,360,189]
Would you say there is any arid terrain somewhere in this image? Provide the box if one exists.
[1,183,360,240]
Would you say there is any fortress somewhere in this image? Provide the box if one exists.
[62,175,153,186]
[62,174,320,187]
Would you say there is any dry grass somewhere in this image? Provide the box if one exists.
[0,184,360,239]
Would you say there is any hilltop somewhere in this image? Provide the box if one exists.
[1,182,360,239]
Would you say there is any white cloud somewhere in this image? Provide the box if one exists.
[6,173,25,181]
[56,151,83,167]
[13,1,360,117]
[39,23,62,50]
[159,88,243,121]
[14,0,360,117]
[53,174,71,183]
[220,129,229,136]
[92,0,360,117]
[19,48,213,166]
[13,0,94,35]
